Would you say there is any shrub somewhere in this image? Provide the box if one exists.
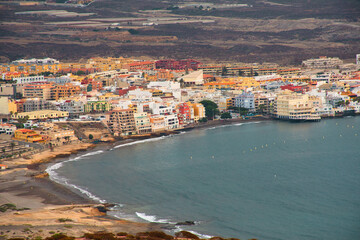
[57,218,73,223]
[45,233,74,240]
[83,232,116,240]
[175,231,199,239]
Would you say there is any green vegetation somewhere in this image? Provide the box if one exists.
[128,29,139,35]
[88,134,94,140]
[200,100,219,120]
[0,203,16,212]
[57,218,73,223]
[74,70,86,76]
[228,106,249,116]
[220,112,232,119]
[199,117,208,123]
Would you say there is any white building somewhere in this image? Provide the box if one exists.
[14,76,46,84]
[234,92,255,110]
[180,70,204,86]
[164,114,179,130]
[302,56,343,69]
[0,124,16,135]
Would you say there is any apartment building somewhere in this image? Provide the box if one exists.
[12,110,69,120]
[51,84,81,100]
[149,115,166,132]
[105,109,137,136]
[56,100,84,117]
[13,129,45,143]
[302,56,343,69]
[190,103,206,121]
[3,58,61,75]
[234,92,255,110]
[13,75,45,84]
[23,83,53,100]
[164,114,179,130]
[155,59,201,70]
[275,90,320,121]
[134,112,152,134]
[22,99,56,112]
[84,101,112,113]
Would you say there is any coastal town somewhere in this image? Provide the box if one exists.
[0,54,360,239]
[0,55,360,161]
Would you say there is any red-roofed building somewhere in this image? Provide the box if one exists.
[281,84,308,93]
[127,61,155,71]
[155,59,201,70]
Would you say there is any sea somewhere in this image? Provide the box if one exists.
[47,117,360,240]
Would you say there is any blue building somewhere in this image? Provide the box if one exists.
[234,92,255,110]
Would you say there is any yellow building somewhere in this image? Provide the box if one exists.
[84,101,112,113]
[98,92,120,101]
[275,90,320,121]
[190,103,206,121]
[0,97,9,115]
[13,129,45,143]
[12,110,69,120]
[236,77,260,88]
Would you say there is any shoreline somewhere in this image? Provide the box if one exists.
[0,116,288,238]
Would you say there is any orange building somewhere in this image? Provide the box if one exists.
[126,61,155,71]
[51,84,81,100]
[13,129,45,143]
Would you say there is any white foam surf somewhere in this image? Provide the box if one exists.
[174,226,213,239]
[112,136,167,150]
[46,150,106,203]
[135,212,170,224]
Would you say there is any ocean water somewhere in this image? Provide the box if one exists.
[48,117,360,240]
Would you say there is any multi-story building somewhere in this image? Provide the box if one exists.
[177,102,192,124]
[105,109,137,136]
[13,75,46,84]
[256,68,278,76]
[149,115,166,132]
[234,92,255,110]
[164,114,179,130]
[56,100,84,117]
[198,65,223,75]
[134,112,152,134]
[277,68,301,76]
[155,59,201,70]
[51,84,81,100]
[302,56,343,69]
[12,110,69,120]
[13,129,45,143]
[0,123,16,135]
[22,99,56,112]
[84,101,112,113]
[2,58,61,76]
[127,61,155,71]
[254,94,270,114]
[275,90,320,121]
[191,103,206,121]
[23,83,53,100]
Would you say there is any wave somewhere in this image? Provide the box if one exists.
[207,121,261,130]
[112,136,167,150]
[46,150,106,203]
[135,212,171,224]
[174,226,213,239]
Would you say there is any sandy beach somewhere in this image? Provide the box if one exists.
[0,117,270,239]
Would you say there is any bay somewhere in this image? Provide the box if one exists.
[51,117,360,240]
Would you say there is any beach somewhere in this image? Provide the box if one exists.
[0,117,271,239]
